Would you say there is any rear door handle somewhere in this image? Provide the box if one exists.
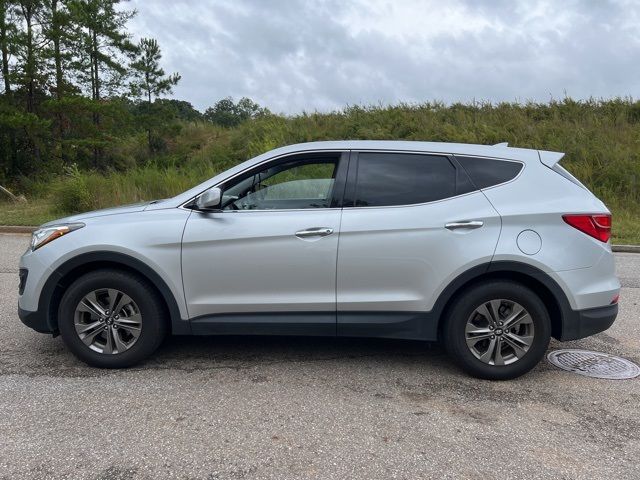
[445,220,484,230]
[295,227,334,238]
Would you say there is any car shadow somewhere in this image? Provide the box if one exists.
[154,334,444,364]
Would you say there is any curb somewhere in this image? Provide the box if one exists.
[0,225,639,252]
[0,226,36,234]
[612,245,640,253]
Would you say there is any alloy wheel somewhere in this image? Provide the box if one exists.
[465,299,535,366]
[74,289,142,354]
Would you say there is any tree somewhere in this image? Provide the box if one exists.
[16,0,46,113]
[0,0,18,95]
[70,0,136,101]
[41,0,78,161]
[0,0,156,179]
[130,37,179,151]
[46,0,64,99]
[68,0,136,167]
[7,0,51,170]
[154,98,202,122]
[204,97,269,127]
[0,0,19,177]
[236,97,268,119]
[130,37,179,106]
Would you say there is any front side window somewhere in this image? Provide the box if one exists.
[353,153,457,207]
[222,157,339,210]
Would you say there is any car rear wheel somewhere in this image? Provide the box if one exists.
[443,281,551,380]
[58,269,167,368]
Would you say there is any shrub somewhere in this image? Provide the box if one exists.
[54,164,95,214]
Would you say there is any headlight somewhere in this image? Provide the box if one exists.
[31,223,85,251]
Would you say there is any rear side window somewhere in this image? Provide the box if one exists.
[354,153,456,207]
[456,156,523,189]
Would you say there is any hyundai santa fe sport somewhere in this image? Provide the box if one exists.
[18,141,620,380]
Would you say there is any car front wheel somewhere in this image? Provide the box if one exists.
[443,281,551,380]
[58,269,167,368]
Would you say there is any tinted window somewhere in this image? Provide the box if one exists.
[456,156,522,189]
[222,158,338,210]
[354,153,456,207]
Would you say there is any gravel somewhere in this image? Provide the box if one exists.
[1,234,639,479]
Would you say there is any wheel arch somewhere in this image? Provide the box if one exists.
[39,251,189,335]
[433,261,573,340]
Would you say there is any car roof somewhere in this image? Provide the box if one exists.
[263,140,564,168]
[257,140,539,161]
[159,140,563,209]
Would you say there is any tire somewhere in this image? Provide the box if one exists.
[443,280,551,380]
[58,269,167,368]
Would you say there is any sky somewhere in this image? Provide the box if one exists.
[128,0,640,114]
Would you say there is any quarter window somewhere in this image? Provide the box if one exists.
[456,156,523,189]
[353,153,457,207]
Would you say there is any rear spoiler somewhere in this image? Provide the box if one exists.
[539,150,565,167]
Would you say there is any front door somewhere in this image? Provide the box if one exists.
[181,151,348,335]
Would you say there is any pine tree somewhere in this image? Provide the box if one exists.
[0,0,17,177]
[41,0,77,162]
[0,0,17,95]
[17,0,46,113]
[44,0,69,100]
[68,0,136,167]
[10,0,52,170]
[130,37,179,151]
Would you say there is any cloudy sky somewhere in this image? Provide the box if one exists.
[128,0,640,114]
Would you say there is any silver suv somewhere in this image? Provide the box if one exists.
[18,141,620,379]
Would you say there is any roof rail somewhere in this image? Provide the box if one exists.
[494,142,509,147]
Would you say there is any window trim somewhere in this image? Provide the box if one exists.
[180,148,526,212]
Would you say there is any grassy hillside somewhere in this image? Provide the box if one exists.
[1,99,639,243]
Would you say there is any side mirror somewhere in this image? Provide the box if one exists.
[195,187,222,211]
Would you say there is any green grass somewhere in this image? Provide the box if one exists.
[1,99,639,243]
[608,203,640,245]
[0,199,58,226]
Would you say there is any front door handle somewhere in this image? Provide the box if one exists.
[445,220,484,230]
[295,227,334,238]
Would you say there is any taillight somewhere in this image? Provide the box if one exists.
[562,214,611,243]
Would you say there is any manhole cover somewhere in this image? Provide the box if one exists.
[547,349,640,379]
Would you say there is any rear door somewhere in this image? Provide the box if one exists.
[336,151,501,340]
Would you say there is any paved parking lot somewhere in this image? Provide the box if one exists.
[1,232,639,479]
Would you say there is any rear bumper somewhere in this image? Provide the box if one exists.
[559,303,618,341]
[18,306,56,335]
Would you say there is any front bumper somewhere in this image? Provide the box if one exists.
[559,303,618,341]
[18,306,56,335]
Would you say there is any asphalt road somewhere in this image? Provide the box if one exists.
[1,233,639,480]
